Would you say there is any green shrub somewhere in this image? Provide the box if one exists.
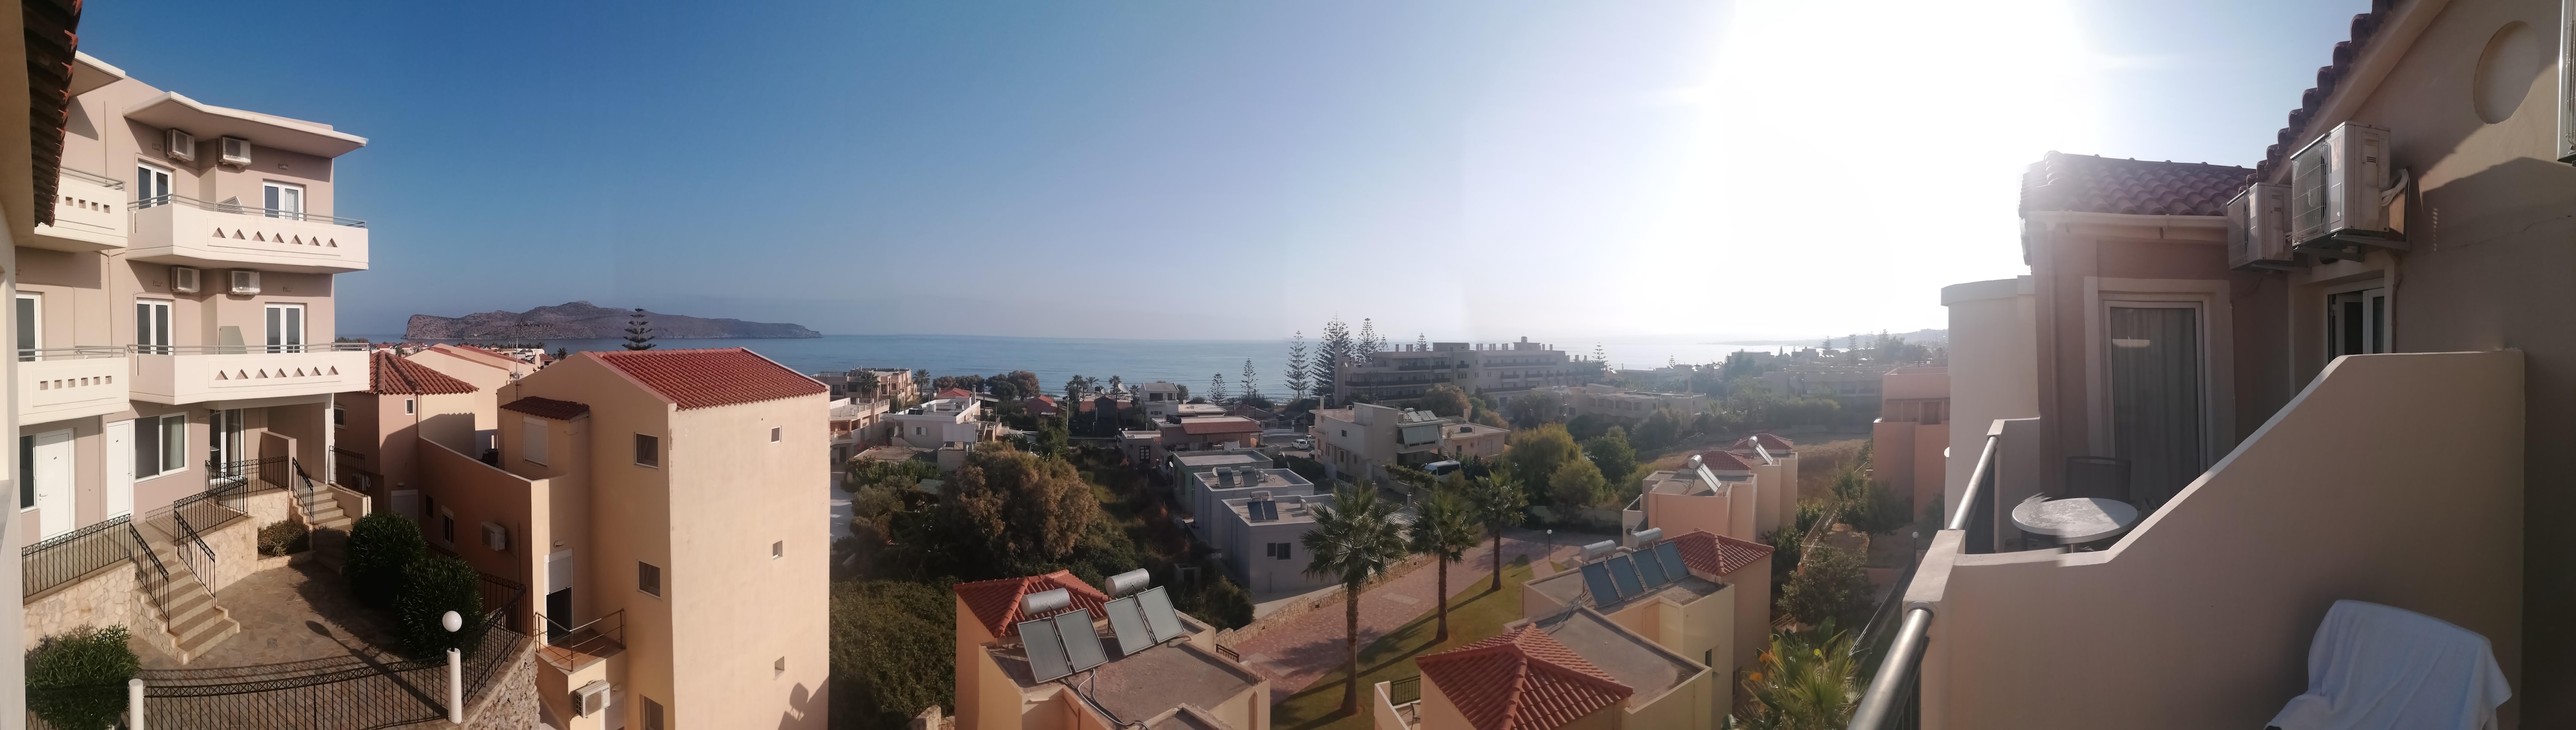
[1189,575,1255,629]
[345,512,426,610]
[258,520,311,557]
[394,555,486,658]
[1778,544,1874,630]
[26,625,138,730]
[831,579,957,730]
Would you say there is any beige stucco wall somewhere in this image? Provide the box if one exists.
[1940,278,2036,519]
[1913,351,2522,728]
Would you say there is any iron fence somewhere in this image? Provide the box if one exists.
[21,513,135,598]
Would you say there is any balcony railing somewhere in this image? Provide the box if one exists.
[134,194,365,228]
[536,609,627,674]
[128,343,369,405]
[1846,430,1996,730]
[32,169,130,252]
[19,347,130,423]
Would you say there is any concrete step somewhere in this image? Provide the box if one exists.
[138,537,241,663]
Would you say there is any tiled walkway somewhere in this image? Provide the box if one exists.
[1228,526,1607,699]
[135,561,405,671]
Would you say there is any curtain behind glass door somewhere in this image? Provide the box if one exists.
[134,301,171,354]
[15,295,35,362]
[265,305,303,353]
[2107,306,2204,512]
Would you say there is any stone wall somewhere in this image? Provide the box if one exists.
[464,636,540,730]
[202,515,261,593]
[21,562,138,649]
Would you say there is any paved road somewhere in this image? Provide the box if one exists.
[1227,526,1609,700]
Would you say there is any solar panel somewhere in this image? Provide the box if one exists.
[1057,609,1109,672]
[1020,618,1073,683]
[1103,597,1154,656]
[1579,562,1619,604]
[1634,546,1671,587]
[1137,587,1186,643]
[1260,501,1280,521]
[1652,541,1689,582]
[1605,555,1644,599]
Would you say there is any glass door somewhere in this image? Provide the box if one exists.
[263,181,304,220]
[135,163,173,208]
[135,300,172,354]
[2105,304,2206,512]
[2326,287,2391,358]
[209,408,243,478]
[15,293,36,361]
[265,304,304,353]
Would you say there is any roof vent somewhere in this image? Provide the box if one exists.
[1022,587,1071,616]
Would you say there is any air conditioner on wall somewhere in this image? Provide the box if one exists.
[482,522,509,552]
[2289,122,2404,261]
[2227,182,2295,271]
[229,270,260,295]
[164,128,195,163]
[218,137,251,167]
[572,681,612,717]
[170,266,201,294]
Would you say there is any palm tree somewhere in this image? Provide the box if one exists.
[1301,486,1409,716]
[1738,622,1860,729]
[1463,467,1529,591]
[1408,486,1479,642]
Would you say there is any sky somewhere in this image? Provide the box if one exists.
[78,0,2372,342]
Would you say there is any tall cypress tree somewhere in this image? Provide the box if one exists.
[1240,359,1261,404]
[1316,318,1354,404]
[622,308,656,351]
[1284,331,1311,402]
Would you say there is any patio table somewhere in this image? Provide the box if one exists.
[2010,496,2140,546]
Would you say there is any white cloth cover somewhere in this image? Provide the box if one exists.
[2268,600,2510,730]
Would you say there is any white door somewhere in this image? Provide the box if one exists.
[104,421,133,520]
[32,430,73,539]
[265,304,304,354]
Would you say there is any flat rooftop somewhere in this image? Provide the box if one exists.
[1194,468,1311,491]
[1641,470,1747,497]
[1531,609,1703,707]
[1173,452,1270,468]
[1528,558,1724,611]
[988,635,1259,725]
[1224,493,1320,525]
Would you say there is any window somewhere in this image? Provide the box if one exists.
[1265,542,1292,560]
[522,417,550,466]
[638,561,662,597]
[2105,304,2205,512]
[134,300,172,354]
[208,409,243,474]
[770,426,782,443]
[15,293,36,362]
[262,181,304,220]
[440,510,456,544]
[772,541,784,558]
[634,434,659,467]
[2326,287,2391,358]
[18,436,31,509]
[133,414,187,479]
[332,406,346,427]
[265,303,305,354]
[641,696,665,730]
[403,399,416,415]
[134,162,172,207]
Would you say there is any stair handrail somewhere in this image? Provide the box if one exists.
[124,520,173,623]
[287,457,321,520]
[166,508,218,589]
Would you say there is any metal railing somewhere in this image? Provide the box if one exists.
[289,458,321,521]
[128,520,175,628]
[130,342,371,356]
[15,344,127,362]
[59,167,124,189]
[1846,432,1998,730]
[536,610,625,672]
[100,614,530,730]
[132,193,366,227]
[1386,675,1423,705]
[21,513,138,598]
[166,509,218,590]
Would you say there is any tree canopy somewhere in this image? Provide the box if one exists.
[940,444,1100,574]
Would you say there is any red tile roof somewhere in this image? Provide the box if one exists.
[1415,624,1634,730]
[2256,6,2395,181]
[588,348,827,410]
[1690,450,1753,472]
[953,571,1111,638]
[937,387,974,399]
[2019,152,2252,218]
[369,351,478,395]
[1177,417,1261,436]
[1668,530,1772,577]
[502,396,590,421]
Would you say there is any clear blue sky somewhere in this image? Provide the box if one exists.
[78,0,2369,341]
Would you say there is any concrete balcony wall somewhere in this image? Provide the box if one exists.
[127,201,369,274]
[1909,351,2524,728]
[20,355,130,424]
[28,173,126,251]
[128,349,367,405]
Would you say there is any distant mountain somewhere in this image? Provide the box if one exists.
[405,302,822,340]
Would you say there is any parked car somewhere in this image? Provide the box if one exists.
[1294,438,1312,449]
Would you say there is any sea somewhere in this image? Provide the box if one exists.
[354,334,1806,397]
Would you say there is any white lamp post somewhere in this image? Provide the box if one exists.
[128,677,145,730]
[444,610,464,724]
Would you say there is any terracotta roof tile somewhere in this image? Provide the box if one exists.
[588,348,827,410]
[369,351,478,395]
[937,387,974,399]
[1415,624,1634,730]
[1177,417,1262,436]
[1690,450,1753,472]
[502,396,590,421]
[2257,5,2395,181]
[1669,530,1772,577]
[2019,152,2253,218]
[953,571,1111,638]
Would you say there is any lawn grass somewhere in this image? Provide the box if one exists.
[1270,558,1537,730]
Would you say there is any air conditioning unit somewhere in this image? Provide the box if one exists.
[170,266,201,294]
[482,522,509,552]
[2289,122,2403,261]
[218,136,251,167]
[571,681,612,718]
[2226,182,2296,271]
[228,270,260,295]
[164,128,195,163]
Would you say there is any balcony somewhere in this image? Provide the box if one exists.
[29,169,127,251]
[20,347,131,424]
[128,195,368,274]
[1853,351,2522,729]
[127,343,368,405]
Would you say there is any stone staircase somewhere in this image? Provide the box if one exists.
[137,528,242,664]
[298,479,357,572]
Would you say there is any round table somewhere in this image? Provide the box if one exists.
[2010,497,2140,545]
